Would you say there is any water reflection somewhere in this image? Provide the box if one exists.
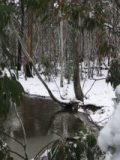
[48,110,83,137]
[5,95,83,159]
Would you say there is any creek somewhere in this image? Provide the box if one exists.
[4,94,84,160]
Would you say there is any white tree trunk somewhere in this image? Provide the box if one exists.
[60,4,64,87]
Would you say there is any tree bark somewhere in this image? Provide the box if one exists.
[73,35,83,101]
[59,1,64,87]
[72,13,84,101]
[25,8,33,77]
[17,0,24,71]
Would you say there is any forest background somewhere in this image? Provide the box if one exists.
[0,0,120,160]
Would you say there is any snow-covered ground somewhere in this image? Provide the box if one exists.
[18,70,115,126]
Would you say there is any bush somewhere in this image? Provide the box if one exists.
[106,58,120,89]
[35,130,104,160]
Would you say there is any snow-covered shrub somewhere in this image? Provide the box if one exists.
[98,85,120,160]
[106,58,120,89]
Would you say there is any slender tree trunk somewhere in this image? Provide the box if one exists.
[72,14,83,101]
[73,35,83,101]
[17,0,24,71]
[60,1,64,87]
[17,41,22,70]
[25,8,33,77]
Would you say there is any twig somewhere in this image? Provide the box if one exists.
[85,80,96,96]
[52,75,66,100]
[34,139,59,159]
[82,73,88,90]
[88,115,101,130]
[1,131,24,148]
[13,104,27,146]
[52,130,64,138]
[96,114,113,124]
[13,103,28,160]
[8,149,26,160]
[84,77,106,97]
[90,78,106,81]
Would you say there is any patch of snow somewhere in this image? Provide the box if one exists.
[82,77,115,126]
[54,2,59,8]
[105,152,112,160]
[19,74,75,103]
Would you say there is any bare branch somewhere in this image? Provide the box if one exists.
[90,78,106,81]
[1,131,24,148]
[13,103,28,160]
[8,149,26,160]
[85,80,96,96]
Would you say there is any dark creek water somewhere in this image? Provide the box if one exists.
[4,95,84,160]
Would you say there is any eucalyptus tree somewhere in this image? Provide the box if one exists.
[23,0,50,77]
[17,0,25,71]
[0,0,15,70]
[70,2,84,101]
[68,0,109,99]
[59,0,64,87]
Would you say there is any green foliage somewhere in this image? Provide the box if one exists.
[25,0,49,15]
[0,139,13,160]
[83,2,105,31]
[107,58,120,88]
[58,1,106,33]
[94,2,106,28]
[49,134,103,160]
[0,2,14,34]
[83,17,97,31]
[98,41,112,56]
[0,1,24,117]
[35,130,104,160]
[0,74,24,116]
[0,32,16,71]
